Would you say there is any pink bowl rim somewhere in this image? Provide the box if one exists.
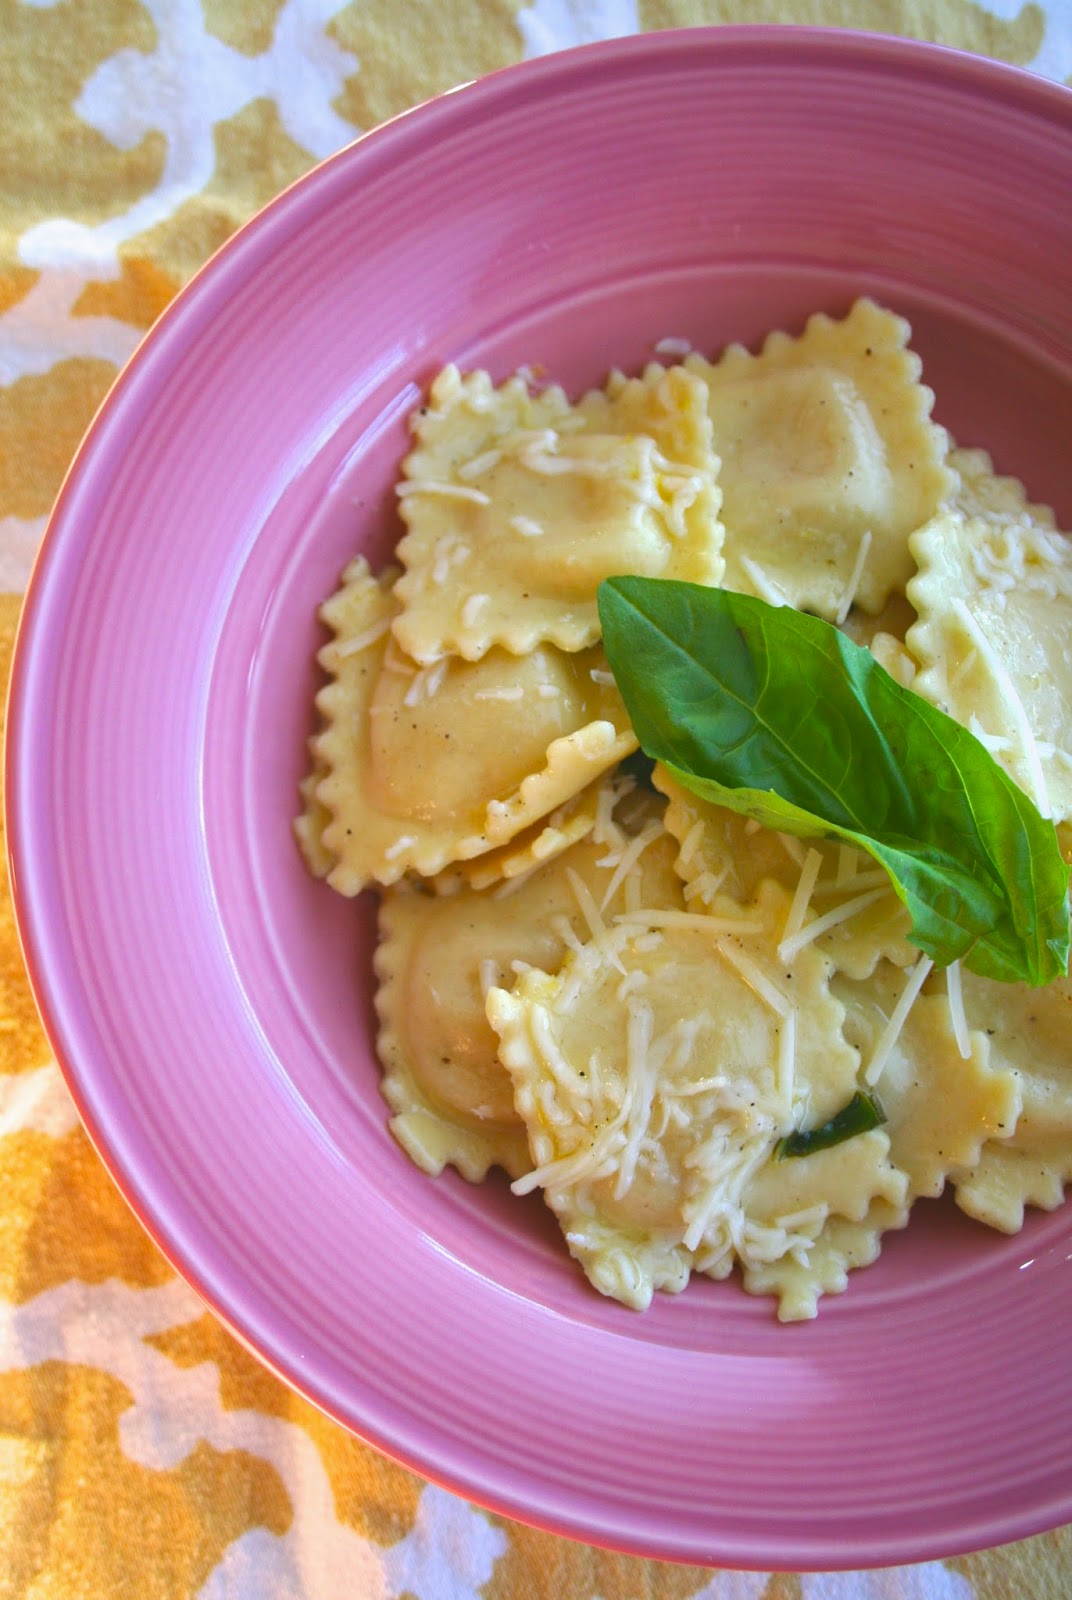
[6,26,1072,1571]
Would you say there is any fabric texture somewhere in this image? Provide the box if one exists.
[2,2,1071,1595]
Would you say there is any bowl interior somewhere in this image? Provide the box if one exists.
[11,30,1072,1569]
[224,264,1072,1325]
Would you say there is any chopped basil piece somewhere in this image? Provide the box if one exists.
[774,1091,887,1161]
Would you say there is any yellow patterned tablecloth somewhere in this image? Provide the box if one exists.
[2,4,1071,1596]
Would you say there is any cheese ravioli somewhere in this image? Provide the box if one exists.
[487,879,869,1314]
[391,363,724,663]
[303,558,635,891]
[685,298,952,620]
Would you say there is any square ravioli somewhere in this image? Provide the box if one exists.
[374,787,682,1183]
[391,363,724,662]
[486,879,888,1314]
[298,558,636,891]
[685,297,952,620]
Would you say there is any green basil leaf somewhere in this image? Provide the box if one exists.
[598,576,1070,986]
[773,1092,887,1161]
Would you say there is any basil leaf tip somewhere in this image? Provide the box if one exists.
[598,575,1070,987]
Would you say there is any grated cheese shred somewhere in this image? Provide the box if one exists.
[835,844,860,888]
[712,939,789,1017]
[565,866,625,973]
[460,593,489,627]
[780,848,823,952]
[864,954,934,1086]
[834,528,873,625]
[456,447,502,480]
[615,908,764,937]
[776,831,807,867]
[738,556,788,608]
[776,1008,797,1110]
[677,818,706,869]
[946,960,971,1060]
[598,820,663,912]
[336,613,392,658]
[396,479,491,506]
[778,886,890,964]
[509,515,544,538]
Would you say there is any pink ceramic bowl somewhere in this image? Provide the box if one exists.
[8,28,1072,1571]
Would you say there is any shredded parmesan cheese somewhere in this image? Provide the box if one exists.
[773,1203,827,1234]
[835,844,859,888]
[654,336,693,357]
[780,849,823,953]
[597,820,662,912]
[683,868,728,908]
[616,969,649,1002]
[738,556,788,608]
[457,448,502,481]
[511,1052,632,1197]
[776,831,807,867]
[383,834,417,861]
[403,663,446,707]
[474,685,524,702]
[778,886,889,964]
[509,515,544,538]
[591,782,622,851]
[946,960,971,1060]
[864,954,934,1086]
[969,715,1015,756]
[565,867,625,973]
[948,647,979,691]
[336,613,392,658]
[776,1009,797,1109]
[548,918,585,967]
[478,958,500,999]
[712,939,789,1017]
[677,817,706,869]
[430,535,470,585]
[396,480,491,506]
[613,1001,658,1198]
[492,863,542,900]
[834,529,873,625]
[615,908,764,937]
[521,445,634,480]
[460,593,489,627]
